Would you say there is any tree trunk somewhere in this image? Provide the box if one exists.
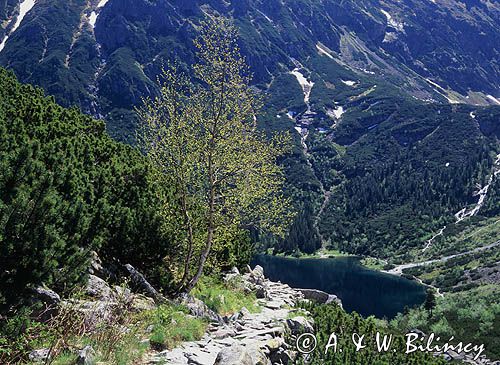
[183,153,216,293]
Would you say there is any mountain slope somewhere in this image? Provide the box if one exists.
[0,0,499,258]
[0,0,498,139]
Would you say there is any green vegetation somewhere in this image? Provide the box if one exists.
[298,302,447,365]
[192,277,259,316]
[139,18,292,293]
[390,285,500,360]
[317,102,499,258]
[0,19,285,363]
[147,305,207,351]
[402,215,500,292]
[0,299,205,364]
[0,67,176,311]
[360,257,386,270]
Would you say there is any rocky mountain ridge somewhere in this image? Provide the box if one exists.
[0,0,498,140]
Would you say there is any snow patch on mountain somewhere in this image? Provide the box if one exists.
[89,0,110,29]
[291,68,314,104]
[341,80,356,86]
[425,78,460,104]
[333,106,344,119]
[256,9,273,24]
[316,43,335,59]
[380,9,404,32]
[381,9,405,43]
[486,95,500,105]
[0,0,36,52]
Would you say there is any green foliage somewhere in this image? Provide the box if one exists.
[298,302,447,365]
[192,276,259,316]
[147,304,206,350]
[316,100,499,257]
[0,68,174,310]
[274,201,321,255]
[424,289,437,317]
[139,17,293,292]
[0,306,53,362]
[390,285,500,360]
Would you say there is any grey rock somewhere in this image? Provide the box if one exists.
[265,337,284,351]
[409,328,425,337]
[213,327,237,339]
[229,311,241,322]
[214,344,254,365]
[269,348,296,365]
[178,293,223,323]
[252,265,265,278]
[86,274,113,300]
[254,285,268,299]
[114,285,132,300]
[286,316,314,335]
[124,264,166,303]
[77,345,95,365]
[247,343,271,365]
[89,251,104,276]
[296,288,342,307]
[63,299,117,330]
[28,348,50,363]
[131,294,156,312]
[239,307,251,318]
[33,287,60,305]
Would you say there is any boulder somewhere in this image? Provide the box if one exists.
[286,316,314,336]
[114,286,133,302]
[252,265,265,278]
[124,264,166,303]
[269,348,296,365]
[63,299,117,330]
[265,337,284,352]
[86,275,113,300]
[254,285,268,299]
[213,327,237,339]
[247,343,271,365]
[245,265,266,286]
[239,307,251,318]
[77,345,95,365]
[33,287,60,305]
[28,348,50,363]
[214,344,254,365]
[130,294,156,312]
[296,288,342,307]
[178,293,223,324]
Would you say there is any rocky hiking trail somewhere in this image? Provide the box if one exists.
[147,266,339,365]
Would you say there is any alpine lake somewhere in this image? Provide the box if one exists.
[252,255,426,319]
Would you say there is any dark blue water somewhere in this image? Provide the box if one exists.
[252,255,426,319]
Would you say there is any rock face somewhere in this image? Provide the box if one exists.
[28,348,50,363]
[33,287,61,305]
[214,344,254,365]
[286,316,314,336]
[148,266,316,365]
[2,0,497,145]
[77,345,95,365]
[86,274,114,300]
[124,264,166,303]
[177,293,224,324]
[297,288,343,307]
